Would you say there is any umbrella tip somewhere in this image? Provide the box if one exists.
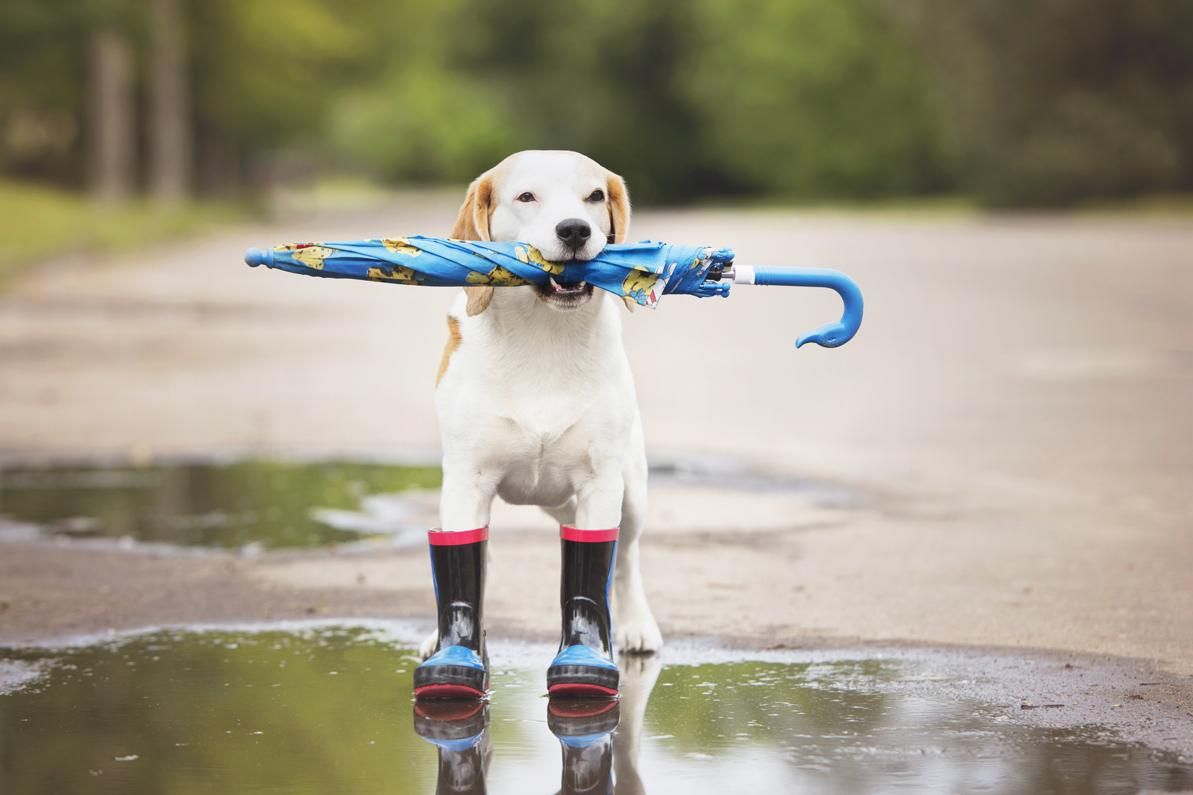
[244,247,270,268]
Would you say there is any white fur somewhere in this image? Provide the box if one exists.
[432,150,662,655]
[488,150,612,263]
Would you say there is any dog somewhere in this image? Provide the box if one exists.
[424,149,662,658]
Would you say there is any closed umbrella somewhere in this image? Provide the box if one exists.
[244,236,862,348]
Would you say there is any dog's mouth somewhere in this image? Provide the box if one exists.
[534,275,595,308]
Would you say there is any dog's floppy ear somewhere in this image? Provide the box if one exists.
[605,170,631,245]
[604,170,635,309]
[452,173,495,316]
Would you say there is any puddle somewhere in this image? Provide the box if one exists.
[0,460,440,549]
[0,457,862,551]
[1,627,1189,794]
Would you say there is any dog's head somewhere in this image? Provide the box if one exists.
[452,150,630,314]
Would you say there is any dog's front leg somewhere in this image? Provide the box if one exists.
[438,456,499,531]
[417,457,498,661]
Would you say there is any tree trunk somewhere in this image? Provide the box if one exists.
[149,0,190,202]
[88,30,135,204]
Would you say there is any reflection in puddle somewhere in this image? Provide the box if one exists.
[0,460,440,548]
[1,627,1189,793]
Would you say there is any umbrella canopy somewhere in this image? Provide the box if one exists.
[244,236,733,308]
[245,235,864,348]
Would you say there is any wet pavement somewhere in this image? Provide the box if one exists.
[2,626,1190,794]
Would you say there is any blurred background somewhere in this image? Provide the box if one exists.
[4,0,1193,275]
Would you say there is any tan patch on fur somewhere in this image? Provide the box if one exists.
[452,173,497,316]
[436,316,462,386]
[605,171,631,245]
[604,170,633,309]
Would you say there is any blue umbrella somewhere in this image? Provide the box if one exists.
[244,235,862,348]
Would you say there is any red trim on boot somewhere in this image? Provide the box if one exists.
[548,682,619,698]
[428,527,489,546]
[413,683,487,700]
[560,526,619,543]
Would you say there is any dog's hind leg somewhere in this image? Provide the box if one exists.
[613,437,662,655]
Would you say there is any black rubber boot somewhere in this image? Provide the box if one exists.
[548,699,619,795]
[413,527,489,700]
[547,526,619,698]
[413,701,490,794]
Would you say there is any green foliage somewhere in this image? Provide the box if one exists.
[907,0,1193,206]
[330,70,517,183]
[1,0,1192,206]
[679,0,949,199]
[189,0,358,159]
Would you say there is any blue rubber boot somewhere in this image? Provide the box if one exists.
[547,526,619,698]
[414,528,489,700]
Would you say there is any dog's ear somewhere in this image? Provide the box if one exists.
[605,170,631,245]
[605,170,635,310]
[453,174,495,316]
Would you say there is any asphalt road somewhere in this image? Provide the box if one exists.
[1,195,1190,680]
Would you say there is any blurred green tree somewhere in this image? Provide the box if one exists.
[2,0,1192,207]
[679,0,950,200]
[904,0,1193,206]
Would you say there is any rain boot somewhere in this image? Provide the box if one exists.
[414,527,488,700]
[414,701,490,794]
[547,526,619,698]
[548,699,620,795]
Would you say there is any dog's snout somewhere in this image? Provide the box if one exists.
[555,219,591,251]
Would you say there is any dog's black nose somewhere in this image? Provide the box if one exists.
[555,219,591,251]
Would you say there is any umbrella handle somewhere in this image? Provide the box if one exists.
[734,266,864,348]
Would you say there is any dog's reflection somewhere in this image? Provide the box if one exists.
[609,654,660,794]
[412,654,662,793]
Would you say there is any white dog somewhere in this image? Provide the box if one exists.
[427,150,662,657]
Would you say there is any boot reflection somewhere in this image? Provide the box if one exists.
[413,700,491,794]
[548,698,620,794]
[612,653,662,795]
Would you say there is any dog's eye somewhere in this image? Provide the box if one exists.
[515,192,535,203]
[586,189,605,202]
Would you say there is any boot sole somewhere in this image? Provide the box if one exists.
[546,663,620,698]
[413,665,488,700]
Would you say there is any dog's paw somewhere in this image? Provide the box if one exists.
[417,629,439,661]
[615,613,663,655]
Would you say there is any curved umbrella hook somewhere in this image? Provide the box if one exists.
[742,266,864,348]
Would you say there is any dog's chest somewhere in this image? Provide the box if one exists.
[490,410,597,504]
